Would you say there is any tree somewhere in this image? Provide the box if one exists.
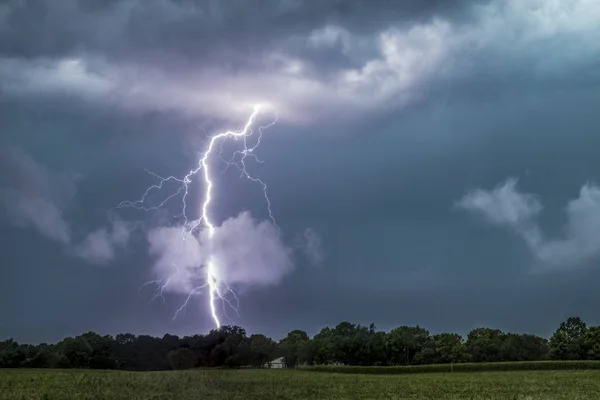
[249,334,276,368]
[0,339,26,368]
[59,337,93,368]
[205,326,252,368]
[112,333,138,369]
[280,330,309,368]
[466,328,505,362]
[144,335,176,370]
[168,348,196,370]
[89,355,117,370]
[385,326,432,365]
[1,316,591,371]
[21,350,52,368]
[549,330,571,360]
[79,332,114,358]
[584,326,600,360]
[500,334,548,362]
[325,322,369,366]
[432,333,470,364]
[355,324,387,366]
[310,327,335,365]
[549,317,587,360]
[47,352,70,368]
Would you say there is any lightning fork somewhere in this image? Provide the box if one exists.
[120,105,277,328]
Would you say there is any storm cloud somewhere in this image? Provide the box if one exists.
[1,0,598,123]
[2,0,600,343]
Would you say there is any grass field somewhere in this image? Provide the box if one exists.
[2,368,600,399]
[306,360,600,374]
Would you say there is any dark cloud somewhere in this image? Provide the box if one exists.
[0,0,479,60]
[4,0,597,124]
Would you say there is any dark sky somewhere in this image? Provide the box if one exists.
[2,0,600,344]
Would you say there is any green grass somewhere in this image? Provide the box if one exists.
[2,368,600,399]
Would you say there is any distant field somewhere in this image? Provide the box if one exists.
[305,360,600,374]
[3,368,600,399]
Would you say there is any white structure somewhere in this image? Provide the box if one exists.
[265,357,285,369]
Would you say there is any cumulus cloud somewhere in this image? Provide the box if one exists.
[146,211,293,295]
[75,220,133,264]
[0,145,77,243]
[0,0,598,123]
[458,178,600,270]
[210,212,294,286]
[456,178,542,228]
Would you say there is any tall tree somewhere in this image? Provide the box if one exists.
[280,330,309,368]
[112,333,138,369]
[466,328,505,362]
[249,334,276,368]
[432,333,470,364]
[385,326,432,365]
[583,326,600,360]
[549,317,587,360]
[58,337,93,368]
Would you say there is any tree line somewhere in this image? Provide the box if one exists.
[1,317,598,370]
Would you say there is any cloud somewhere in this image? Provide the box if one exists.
[209,212,294,286]
[147,226,205,294]
[458,178,600,270]
[0,144,132,263]
[456,178,542,228]
[0,145,77,243]
[1,190,71,243]
[75,220,133,264]
[0,0,478,60]
[296,227,324,266]
[146,211,293,295]
[1,0,598,124]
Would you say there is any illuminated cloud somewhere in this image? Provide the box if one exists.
[146,212,293,294]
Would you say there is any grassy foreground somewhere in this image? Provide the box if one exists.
[2,368,600,400]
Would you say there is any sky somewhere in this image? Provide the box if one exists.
[1,0,600,344]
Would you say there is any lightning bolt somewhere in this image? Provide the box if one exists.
[118,105,276,329]
[139,264,180,304]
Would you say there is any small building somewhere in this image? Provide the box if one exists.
[265,357,286,369]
